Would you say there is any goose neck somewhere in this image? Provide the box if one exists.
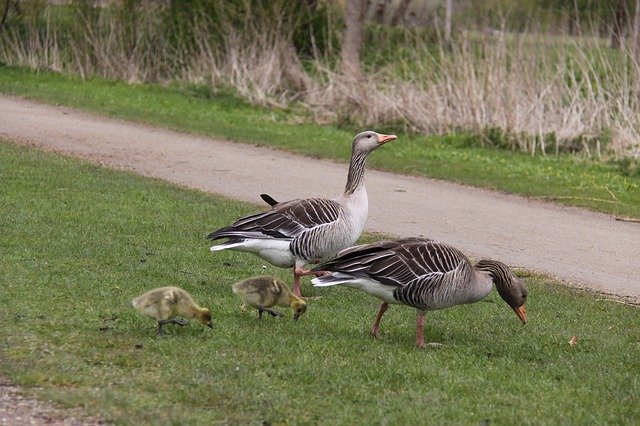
[474,260,511,291]
[345,150,368,194]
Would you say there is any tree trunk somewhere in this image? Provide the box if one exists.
[390,0,411,26]
[611,0,628,49]
[341,0,366,77]
[0,0,13,34]
[374,0,388,22]
[444,0,453,44]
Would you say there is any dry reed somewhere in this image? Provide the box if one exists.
[1,3,638,159]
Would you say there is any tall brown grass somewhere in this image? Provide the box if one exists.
[1,2,638,159]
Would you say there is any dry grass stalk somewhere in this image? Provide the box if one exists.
[1,5,639,158]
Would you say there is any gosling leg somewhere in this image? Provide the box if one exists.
[156,318,188,335]
[257,305,284,319]
[162,317,188,326]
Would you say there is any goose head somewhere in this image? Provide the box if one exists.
[290,297,307,321]
[476,259,528,324]
[197,308,214,329]
[353,131,397,155]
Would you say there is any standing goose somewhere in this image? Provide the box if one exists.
[207,131,397,296]
[310,237,527,347]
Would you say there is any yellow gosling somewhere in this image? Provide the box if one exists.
[232,275,307,321]
[132,286,213,336]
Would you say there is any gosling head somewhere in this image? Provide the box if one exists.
[197,308,214,329]
[352,130,397,155]
[476,259,528,324]
[290,297,307,321]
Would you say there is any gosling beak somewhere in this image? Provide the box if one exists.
[207,322,213,329]
[293,313,301,321]
[513,305,527,324]
[377,134,397,145]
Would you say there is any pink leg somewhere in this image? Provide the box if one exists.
[416,311,426,348]
[292,269,302,297]
[371,302,389,338]
[294,267,315,276]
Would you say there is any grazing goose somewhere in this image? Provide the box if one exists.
[232,275,307,321]
[208,131,397,297]
[310,238,527,348]
[132,286,213,336]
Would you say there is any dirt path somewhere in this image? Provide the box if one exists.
[1,95,638,302]
[0,377,102,425]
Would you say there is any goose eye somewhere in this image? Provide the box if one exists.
[366,134,371,138]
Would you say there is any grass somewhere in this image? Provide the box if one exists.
[0,65,638,219]
[1,139,639,424]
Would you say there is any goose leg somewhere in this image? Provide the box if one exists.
[293,266,325,297]
[416,310,426,348]
[371,302,389,338]
[292,270,302,297]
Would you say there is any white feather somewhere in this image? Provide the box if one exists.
[313,273,400,305]
[211,239,295,268]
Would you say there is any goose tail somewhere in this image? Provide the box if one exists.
[210,240,245,252]
[311,273,354,287]
[260,193,279,207]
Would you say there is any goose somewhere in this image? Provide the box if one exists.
[132,286,213,336]
[207,131,397,296]
[310,237,527,347]
[232,275,307,320]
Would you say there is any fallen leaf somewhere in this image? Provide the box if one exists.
[568,336,579,347]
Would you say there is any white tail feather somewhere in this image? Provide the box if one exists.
[210,242,245,252]
[311,277,340,287]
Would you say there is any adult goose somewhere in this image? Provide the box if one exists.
[207,131,397,296]
[310,237,528,347]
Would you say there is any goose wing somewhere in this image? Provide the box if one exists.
[207,197,342,242]
[312,237,468,287]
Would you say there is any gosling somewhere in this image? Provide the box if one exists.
[132,286,213,336]
[232,276,307,321]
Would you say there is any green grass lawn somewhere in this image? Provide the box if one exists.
[1,140,639,424]
[0,65,638,219]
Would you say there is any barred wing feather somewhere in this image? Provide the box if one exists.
[207,197,342,242]
[313,238,469,288]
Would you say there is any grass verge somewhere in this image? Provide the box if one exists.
[1,140,639,424]
[0,65,638,219]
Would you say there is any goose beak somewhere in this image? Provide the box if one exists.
[377,134,397,145]
[513,305,527,324]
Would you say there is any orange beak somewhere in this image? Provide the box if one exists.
[513,305,527,324]
[377,134,397,145]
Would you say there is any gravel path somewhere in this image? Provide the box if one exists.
[1,94,638,424]
[1,95,638,303]
[0,377,102,425]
